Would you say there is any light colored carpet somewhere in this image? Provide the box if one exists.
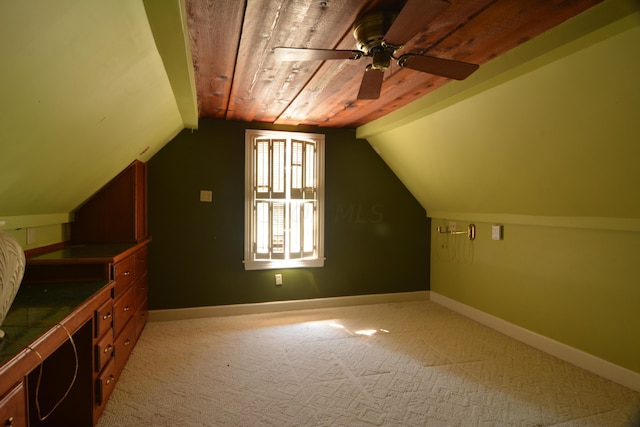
[97,300,640,426]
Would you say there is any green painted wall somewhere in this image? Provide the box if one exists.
[147,119,429,309]
[431,219,640,373]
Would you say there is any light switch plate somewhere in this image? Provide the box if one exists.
[200,190,213,202]
[492,224,503,240]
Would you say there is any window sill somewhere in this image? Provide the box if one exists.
[243,258,325,271]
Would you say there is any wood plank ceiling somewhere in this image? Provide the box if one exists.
[186,0,603,129]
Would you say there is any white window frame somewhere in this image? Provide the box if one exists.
[244,129,325,270]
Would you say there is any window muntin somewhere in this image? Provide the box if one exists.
[244,130,324,270]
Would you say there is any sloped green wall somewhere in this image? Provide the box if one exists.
[147,119,429,309]
[0,0,187,234]
[361,1,640,219]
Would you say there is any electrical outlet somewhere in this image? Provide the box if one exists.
[275,274,283,286]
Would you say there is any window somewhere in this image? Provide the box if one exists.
[244,129,325,270]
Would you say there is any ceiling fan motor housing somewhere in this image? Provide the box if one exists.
[353,11,399,55]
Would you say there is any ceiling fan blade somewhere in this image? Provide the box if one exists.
[398,54,479,80]
[274,47,362,62]
[357,66,384,100]
[383,0,450,46]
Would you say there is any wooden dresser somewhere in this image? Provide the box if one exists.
[0,161,150,426]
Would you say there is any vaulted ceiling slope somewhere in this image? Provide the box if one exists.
[187,0,603,128]
[0,1,196,227]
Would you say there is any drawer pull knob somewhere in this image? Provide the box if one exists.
[123,271,131,276]
[104,345,113,353]
[6,417,14,427]
[124,339,131,346]
[103,312,112,320]
[124,306,130,312]
[106,374,115,385]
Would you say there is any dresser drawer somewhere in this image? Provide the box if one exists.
[95,358,116,407]
[113,255,135,298]
[114,319,136,377]
[113,286,134,337]
[94,298,113,340]
[0,382,27,427]
[95,329,114,373]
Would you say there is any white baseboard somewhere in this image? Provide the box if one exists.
[429,292,640,393]
[149,290,429,322]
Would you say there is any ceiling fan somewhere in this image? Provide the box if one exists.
[274,0,479,100]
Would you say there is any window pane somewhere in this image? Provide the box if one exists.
[256,201,269,255]
[291,140,303,197]
[272,140,286,194]
[290,203,301,255]
[272,202,285,256]
[256,139,270,193]
[305,142,315,191]
[303,202,314,253]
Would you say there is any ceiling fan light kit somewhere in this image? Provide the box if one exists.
[273,0,479,100]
